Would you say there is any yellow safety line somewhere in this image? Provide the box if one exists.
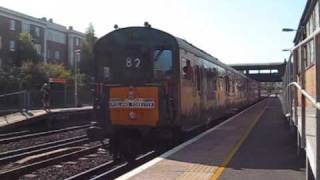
[210,102,268,180]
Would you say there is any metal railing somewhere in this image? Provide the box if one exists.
[0,86,93,116]
[288,82,320,110]
[281,25,320,179]
[0,90,30,115]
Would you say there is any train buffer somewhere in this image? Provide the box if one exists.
[117,97,305,180]
[0,106,92,130]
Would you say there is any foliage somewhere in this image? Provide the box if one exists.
[79,23,96,77]
[20,61,47,90]
[0,62,71,93]
[13,32,40,66]
[0,66,21,93]
[85,23,95,47]
[39,63,71,80]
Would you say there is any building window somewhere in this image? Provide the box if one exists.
[55,51,60,59]
[35,27,40,37]
[47,49,51,58]
[47,30,66,44]
[10,19,16,30]
[34,44,41,55]
[75,38,79,46]
[22,23,30,33]
[9,40,15,51]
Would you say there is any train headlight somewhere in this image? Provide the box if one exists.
[129,111,136,120]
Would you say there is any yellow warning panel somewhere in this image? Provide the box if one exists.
[109,87,159,127]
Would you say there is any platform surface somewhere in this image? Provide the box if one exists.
[118,98,305,180]
[0,106,92,128]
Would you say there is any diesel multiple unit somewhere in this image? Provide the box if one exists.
[89,26,260,159]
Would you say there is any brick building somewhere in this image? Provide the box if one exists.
[0,6,85,68]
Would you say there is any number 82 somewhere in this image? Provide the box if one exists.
[126,57,141,68]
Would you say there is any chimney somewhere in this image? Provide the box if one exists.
[48,18,53,23]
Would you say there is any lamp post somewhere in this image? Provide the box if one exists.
[74,49,81,107]
[282,49,291,52]
[282,28,297,32]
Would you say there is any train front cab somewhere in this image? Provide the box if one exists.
[89,27,181,159]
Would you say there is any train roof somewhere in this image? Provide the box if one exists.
[97,26,252,80]
[174,37,249,79]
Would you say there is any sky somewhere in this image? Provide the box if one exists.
[1,0,307,64]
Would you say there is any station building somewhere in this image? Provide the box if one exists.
[282,0,320,179]
[0,6,85,69]
[292,0,319,107]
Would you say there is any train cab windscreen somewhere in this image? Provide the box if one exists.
[97,46,173,83]
[153,49,173,80]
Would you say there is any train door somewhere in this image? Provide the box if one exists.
[180,52,196,130]
[195,65,202,111]
[200,63,207,114]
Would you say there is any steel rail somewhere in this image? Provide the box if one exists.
[0,137,89,164]
[89,151,156,180]
[0,135,88,159]
[0,124,90,144]
[0,144,103,179]
[64,160,115,180]
[0,130,30,139]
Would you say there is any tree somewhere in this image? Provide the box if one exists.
[0,66,21,93]
[39,63,71,81]
[14,32,40,66]
[20,61,47,90]
[85,23,95,48]
[18,62,71,91]
[79,23,96,77]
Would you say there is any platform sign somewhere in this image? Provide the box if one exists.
[49,78,66,84]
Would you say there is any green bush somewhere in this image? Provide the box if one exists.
[0,62,72,93]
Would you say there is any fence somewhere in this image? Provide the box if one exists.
[0,91,29,115]
[0,85,92,115]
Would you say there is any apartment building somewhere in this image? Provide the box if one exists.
[0,6,85,68]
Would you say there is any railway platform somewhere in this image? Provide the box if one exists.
[117,97,305,180]
[0,106,92,130]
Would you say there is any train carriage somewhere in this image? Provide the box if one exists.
[89,26,260,159]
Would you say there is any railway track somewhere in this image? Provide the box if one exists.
[0,124,90,144]
[0,135,89,164]
[0,144,106,179]
[0,130,31,139]
[0,123,110,179]
[66,151,157,180]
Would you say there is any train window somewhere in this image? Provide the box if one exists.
[103,67,110,79]
[153,50,172,79]
[225,76,230,94]
[207,69,217,91]
[183,59,193,80]
[231,79,235,93]
[195,66,201,91]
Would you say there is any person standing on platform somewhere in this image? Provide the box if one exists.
[40,83,50,111]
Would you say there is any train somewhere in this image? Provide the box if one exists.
[87,25,260,159]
